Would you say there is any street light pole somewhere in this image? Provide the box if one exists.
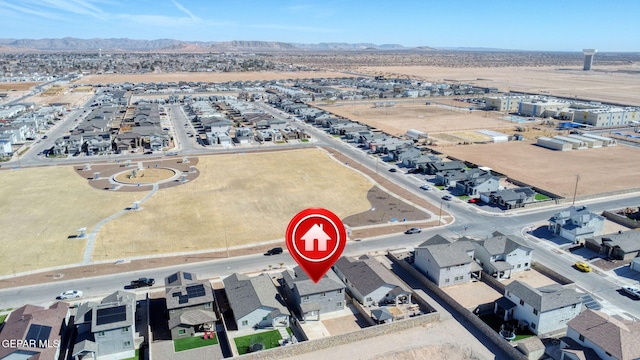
[438,200,443,224]
[572,174,580,205]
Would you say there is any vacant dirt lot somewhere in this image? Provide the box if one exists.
[0,167,137,276]
[0,82,40,91]
[81,71,352,85]
[356,65,640,106]
[93,148,373,261]
[315,101,514,138]
[440,141,640,197]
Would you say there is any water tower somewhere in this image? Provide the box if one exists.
[582,49,597,71]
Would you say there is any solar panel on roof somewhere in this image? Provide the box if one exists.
[172,292,182,297]
[96,305,127,326]
[183,272,193,280]
[186,284,206,298]
[167,273,178,284]
[25,324,52,348]
[178,295,189,304]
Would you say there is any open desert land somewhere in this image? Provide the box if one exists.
[355,65,640,106]
[24,90,94,107]
[0,81,41,91]
[92,148,373,261]
[80,70,354,85]
[314,100,519,139]
[0,167,138,276]
[440,141,640,198]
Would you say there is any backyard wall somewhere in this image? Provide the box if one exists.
[602,210,640,229]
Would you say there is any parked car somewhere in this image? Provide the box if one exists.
[58,290,83,299]
[574,261,592,272]
[420,185,430,191]
[442,195,452,201]
[404,227,422,234]
[621,285,640,299]
[264,247,283,256]
[129,278,155,289]
[468,198,479,203]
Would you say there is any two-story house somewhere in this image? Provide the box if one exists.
[455,170,500,196]
[165,271,217,339]
[223,273,290,330]
[495,281,583,336]
[487,187,536,209]
[472,232,533,279]
[563,309,640,360]
[72,291,137,360]
[281,266,345,321]
[333,255,412,307]
[413,234,482,287]
[0,302,70,360]
[548,205,605,244]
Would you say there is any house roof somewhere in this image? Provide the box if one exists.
[91,290,136,332]
[333,256,409,298]
[223,273,289,321]
[371,307,394,322]
[417,234,451,247]
[416,239,475,268]
[164,271,214,310]
[283,266,344,296]
[567,309,640,360]
[550,205,602,224]
[589,230,640,253]
[476,233,531,256]
[505,281,582,312]
[168,309,217,330]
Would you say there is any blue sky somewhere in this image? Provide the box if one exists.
[0,0,638,51]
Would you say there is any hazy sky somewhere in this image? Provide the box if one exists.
[1,0,638,51]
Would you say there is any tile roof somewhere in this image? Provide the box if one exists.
[567,309,640,360]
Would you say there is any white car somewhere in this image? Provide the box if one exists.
[622,285,640,299]
[58,290,83,300]
[420,185,430,190]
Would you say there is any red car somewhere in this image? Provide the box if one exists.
[468,198,478,203]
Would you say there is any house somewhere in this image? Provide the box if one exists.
[333,255,412,307]
[413,234,482,287]
[223,273,290,330]
[165,271,217,339]
[72,291,137,360]
[631,257,640,273]
[548,205,605,243]
[488,187,536,209]
[455,170,500,196]
[0,302,70,360]
[495,281,582,336]
[472,232,533,279]
[426,160,465,175]
[564,309,640,360]
[281,266,345,321]
[584,230,640,260]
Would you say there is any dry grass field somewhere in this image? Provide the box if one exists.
[24,90,93,107]
[356,65,640,106]
[0,167,137,276]
[81,71,352,85]
[314,101,516,138]
[0,82,40,91]
[93,148,373,261]
[440,141,640,197]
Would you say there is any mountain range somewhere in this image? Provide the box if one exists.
[0,38,436,52]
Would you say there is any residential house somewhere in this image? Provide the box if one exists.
[426,160,465,175]
[495,281,582,336]
[548,205,605,243]
[0,139,12,155]
[223,273,290,330]
[473,232,533,279]
[165,271,217,339]
[233,127,254,144]
[585,230,640,260]
[455,170,500,196]
[488,187,536,209]
[407,154,442,173]
[72,291,137,360]
[333,255,412,307]
[413,234,482,287]
[281,266,345,321]
[563,309,640,360]
[0,302,70,360]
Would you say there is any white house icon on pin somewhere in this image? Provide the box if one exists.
[300,223,332,251]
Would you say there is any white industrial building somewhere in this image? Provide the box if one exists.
[485,95,531,113]
[536,137,572,151]
[566,134,602,148]
[406,129,428,140]
[477,129,509,143]
[518,100,569,118]
[572,108,640,127]
[553,136,587,150]
[580,133,617,146]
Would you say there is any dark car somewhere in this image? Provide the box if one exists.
[388,168,397,173]
[264,247,283,256]
[129,278,155,289]
[404,227,422,234]
[442,195,452,201]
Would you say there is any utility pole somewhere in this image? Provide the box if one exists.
[438,200,443,224]
[225,228,229,258]
[572,174,581,205]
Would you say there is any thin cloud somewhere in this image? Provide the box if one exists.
[171,0,199,21]
[0,0,63,19]
[116,13,199,28]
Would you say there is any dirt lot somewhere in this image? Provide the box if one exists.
[0,82,41,91]
[315,101,512,138]
[81,71,351,85]
[93,148,373,261]
[439,141,640,197]
[356,65,640,106]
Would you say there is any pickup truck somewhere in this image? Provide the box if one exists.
[129,278,155,288]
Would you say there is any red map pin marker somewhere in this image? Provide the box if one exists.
[285,208,347,283]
